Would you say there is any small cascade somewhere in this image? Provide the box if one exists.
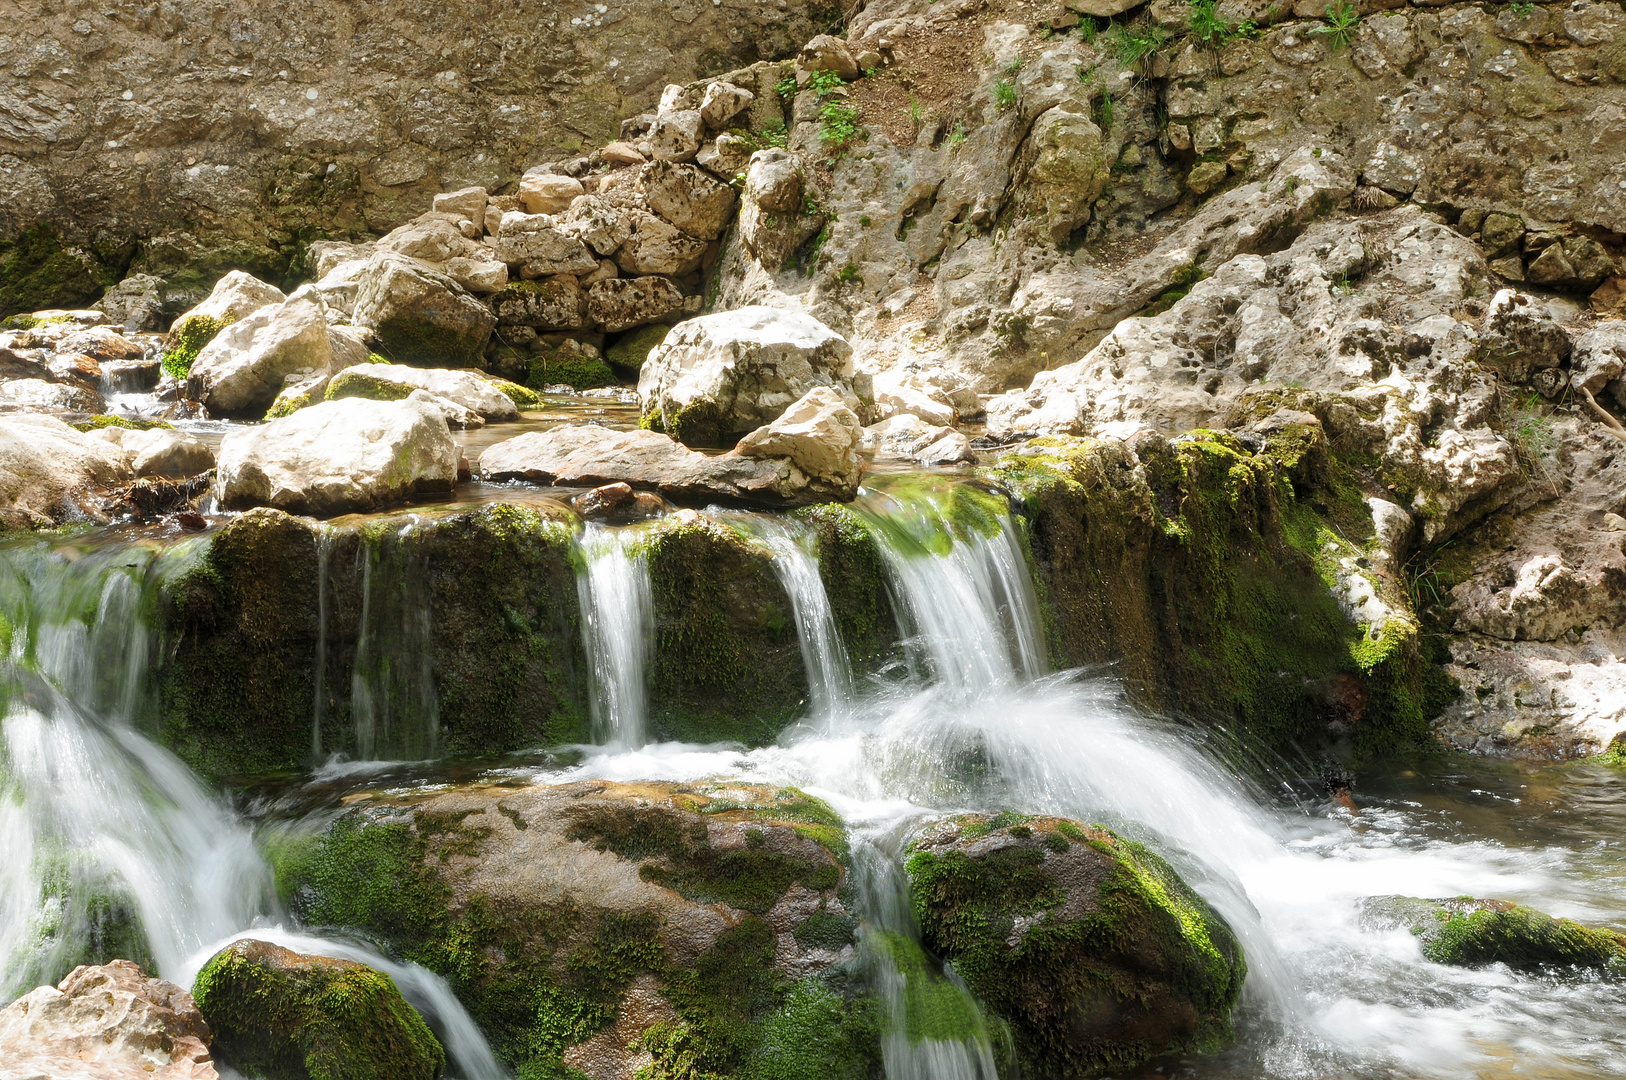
[349,524,441,762]
[754,521,853,723]
[310,524,334,761]
[576,525,654,747]
[855,482,1045,698]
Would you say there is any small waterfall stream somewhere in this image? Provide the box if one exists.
[349,523,441,762]
[576,524,655,748]
[753,519,854,724]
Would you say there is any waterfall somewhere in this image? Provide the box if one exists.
[576,525,654,748]
[754,520,853,723]
[349,523,441,762]
[310,524,334,761]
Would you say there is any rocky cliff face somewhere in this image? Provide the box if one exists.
[0,0,837,313]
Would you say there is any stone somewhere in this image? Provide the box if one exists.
[1187,160,1229,195]
[648,109,705,162]
[1064,0,1144,14]
[638,305,859,446]
[187,290,336,418]
[0,413,134,528]
[642,160,738,240]
[600,141,647,165]
[1361,896,1626,970]
[351,252,497,368]
[586,276,684,332]
[308,257,371,317]
[1595,277,1626,316]
[1479,211,1526,256]
[1483,288,1572,382]
[193,939,443,1080]
[58,326,144,362]
[167,271,286,346]
[482,423,841,505]
[606,322,673,377]
[1563,0,1626,44]
[1563,236,1616,289]
[695,134,757,181]
[746,149,804,214]
[518,171,586,215]
[214,398,459,517]
[95,272,171,333]
[1489,256,1526,281]
[615,211,709,276]
[0,378,105,412]
[441,256,509,294]
[125,428,215,478]
[906,814,1245,1078]
[491,278,586,330]
[798,34,860,81]
[558,196,635,257]
[735,386,864,497]
[700,81,755,128]
[0,960,216,1080]
[1527,243,1577,285]
[873,368,958,427]
[376,214,483,262]
[862,414,975,464]
[432,185,489,224]
[1570,323,1626,392]
[493,212,602,276]
[325,362,520,420]
[1026,105,1110,244]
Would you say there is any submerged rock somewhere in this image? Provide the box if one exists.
[0,959,217,1080]
[905,813,1246,1077]
[275,780,866,1080]
[214,398,458,517]
[1361,895,1626,971]
[193,939,444,1080]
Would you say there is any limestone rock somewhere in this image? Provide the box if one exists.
[606,322,674,377]
[0,960,216,1080]
[1483,288,1572,382]
[700,81,755,129]
[325,362,519,420]
[187,290,335,418]
[862,414,975,465]
[798,35,859,80]
[519,171,586,215]
[490,278,586,331]
[95,272,172,333]
[735,386,864,498]
[746,150,804,214]
[442,256,509,294]
[638,305,859,446]
[0,378,105,412]
[1571,322,1626,393]
[95,427,216,479]
[59,326,145,362]
[376,214,483,263]
[167,272,286,345]
[0,413,134,528]
[193,940,443,1080]
[906,814,1245,1078]
[493,212,602,277]
[601,141,647,165]
[648,109,705,162]
[351,253,496,368]
[214,398,459,517]
[586,276,684,332]
[642,160,737,240]
[872,368,957,427]
[615,211,709,276]
[559,196,635,257]
[695,134,757,181]
[432,185,489,225]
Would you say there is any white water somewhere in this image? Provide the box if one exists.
[576,524,655,748]
[753,519,854,723]
[350,523,441,761]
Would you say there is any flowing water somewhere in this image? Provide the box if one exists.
[4,482,1626,1079]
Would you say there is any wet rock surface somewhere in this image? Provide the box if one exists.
[1361,895,1626,971]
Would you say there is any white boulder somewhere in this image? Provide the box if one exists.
[187,289,336,418]
[735,386,863,494]
[324,362,519,421]
[0,414,133,527]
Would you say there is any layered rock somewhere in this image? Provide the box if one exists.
[214,398,458,517]
[0,960,217,1080]
[351,254,496,368]
[906,813,1246,1077]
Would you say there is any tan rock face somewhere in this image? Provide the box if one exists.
[0,413,135,528]
[0,960,217,1080]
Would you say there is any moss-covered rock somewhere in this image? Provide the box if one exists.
[606,323,673,378]
[193,938,445,1080]
[272,779,872,1079]
[1361,895,1626,972]
[324,367,415,402]
[641,514,807,744]
[905,813,1246,1078]
[527,342,618,390]
[986,433,1442,761]
[160,314,231,380]
[791,503,899,673]
[0,224,132,318]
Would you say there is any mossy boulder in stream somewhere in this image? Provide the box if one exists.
[905,813,1246,1077]
[271,780,878,1080]
[1361,895,1626,972]
[193,938,445,1080]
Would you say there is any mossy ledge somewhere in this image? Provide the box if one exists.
[271,779,879,1080]
[905,813,1246,1078]
[984,431,1448,763]
[1361,895,1626,972]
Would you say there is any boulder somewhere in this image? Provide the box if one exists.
[91,426,216,479]
[906,814,1246,1078]
[600,141,647,165]
[642,160,738,239]
[95,272,172,333]
[614,211,709,276]
[0,378,105,412]
[274,780,858,1078]
[325,363,519,421]
[558,196,634,257]
[695,134,757,181]
[746,150,804,214]
[480,423,854,506]
[193,940,443,1080]
[1483,289,1573,382]
[586,276,684,332]
[648,109,704,161]
[518,171,585,215]
[699,81,755,129]
[432,185,489,225]
[307,257,371,317]
[1570,322,1626,393]
[862,414,975,465]
[376,214,483,262]
[441,256,509,294]
[871,368,957,427]
[214,398,459,517]
[167,271,286,344]
[735,386,864,498]
[187,290,335,418]
[351,253,496,368]
[638,305,859,446]
[0,413,134,527]
[605,322,673,377]
[798,35,860,81]
[492,212,602,277]
[1361,896,1626,971]
[0,960,216,1080]
[490,278,585,330]
[58,326,145,362]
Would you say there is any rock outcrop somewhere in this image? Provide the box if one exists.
[0,960,217,1080]
[905,813,1246,1077]
[192,940,444,1080]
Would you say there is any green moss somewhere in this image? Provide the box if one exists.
[642,399,731,448]
[69,415,174,433]
[738,976,882,1080]
[326,368,413,402]
[490,378,543,410]
[192,939,446,1080]
[0,223,133,318]
[906,816,1244,1076]
[370,309,490,369]
[790,504,898,673]
[1366,895,1626,971]
[873,932,990,1044]
[161,314,232,380]
[606,324,673,378]
[528,350,618,391]
[266,392,316,419]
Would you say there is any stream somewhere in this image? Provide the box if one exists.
[2,473,1624,1079]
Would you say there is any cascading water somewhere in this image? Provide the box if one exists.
[749,518,854,724]
[575,524,654,747]
[349,522,441,762]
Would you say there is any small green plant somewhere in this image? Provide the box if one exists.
[802,192,821,217]
[837,261,862,283]
[1077,16,1099,43]
[948,125,968,148]
[1188,0,1255,46]
[1077,64,1095,85]
[1310,0,1360,50]
[808,69,845,96]
[993,78,1017,110]
[1105,22,1169,68]
[1003,56,1025,77]
[1093,88,1115,129]
[1283,175,1300,195]
[819,99,860,147]
[1334,272,1356,296]
[776,74,798,100]
[859,215,872,227]
[1508,0,1534,15]
[1312,146,1323,158]
[908,96,925,130]
[759,119,789,149]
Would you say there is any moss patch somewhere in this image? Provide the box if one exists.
[161,314,232,380]
[70,415,174,433]
[325,368,414,402]
[193,938,445,1080]
[1364,895,1626,971]
[906,815,1244,1077]
[0,223,132,318]
[527,348,617,391]
[791,504,898,674]
[605,324,672,379]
